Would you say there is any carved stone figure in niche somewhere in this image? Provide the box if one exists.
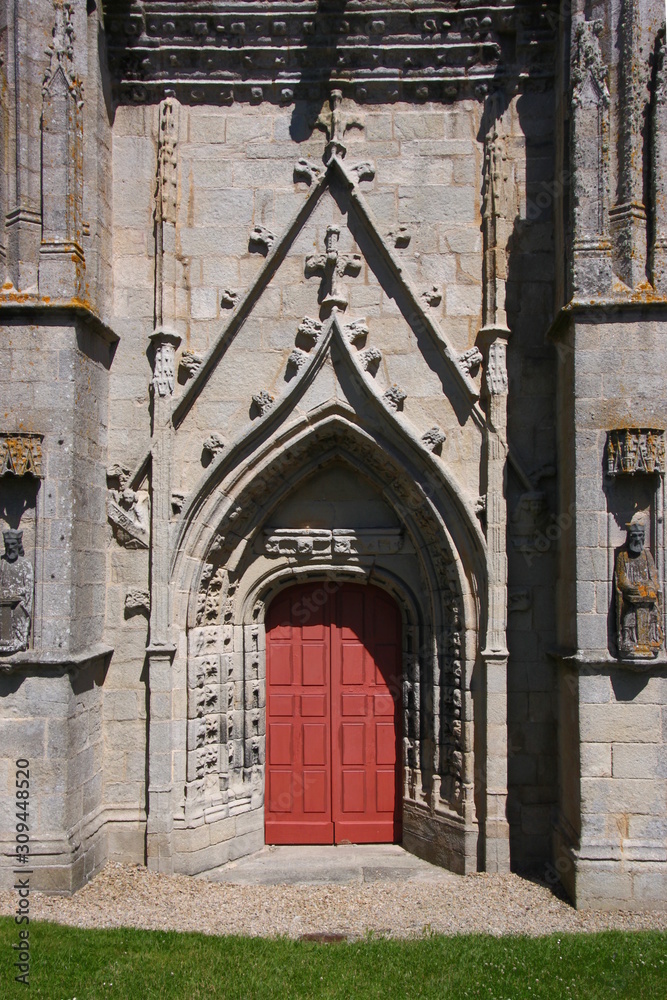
[0,530,33,654]
[615,520,663,660]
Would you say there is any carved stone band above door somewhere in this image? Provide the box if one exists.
[262,528,404,561]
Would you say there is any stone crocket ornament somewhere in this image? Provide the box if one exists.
[614,519,663,660]
[0,530,33,654]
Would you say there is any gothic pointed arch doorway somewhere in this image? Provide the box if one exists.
[265,581,402,845]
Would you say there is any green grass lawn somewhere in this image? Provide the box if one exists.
[0,918,665,999]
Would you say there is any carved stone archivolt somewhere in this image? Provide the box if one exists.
[186,416,476,824]
[0,435,43,478]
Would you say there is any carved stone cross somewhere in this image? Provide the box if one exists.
[315,89,363,159]
[305,225,361,314]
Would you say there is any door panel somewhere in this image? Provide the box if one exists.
[265,582,401,845]
[265,587,333,844]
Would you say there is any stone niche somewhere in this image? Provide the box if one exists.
[0,434,43,654]
[604,429,666,663]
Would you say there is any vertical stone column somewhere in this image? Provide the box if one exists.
[39,0,84,299]
[5,0,48,290]
[146,328,180,873]
[146,98,182,871]
[154,96,180,331]
[481,340,511,874]
[570,19,613,296]
[479,111,511,873]
[610,0,648,288]
[651,29,667,294]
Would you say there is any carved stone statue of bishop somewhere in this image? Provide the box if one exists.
[0,529,34,654]
[614,520,663,660]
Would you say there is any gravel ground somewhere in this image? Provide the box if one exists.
[2,862,667,939]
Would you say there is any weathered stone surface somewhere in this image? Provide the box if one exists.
[0,0,665,913]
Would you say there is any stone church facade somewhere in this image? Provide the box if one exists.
[0,0,666,910]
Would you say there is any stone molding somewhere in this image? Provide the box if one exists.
[104,1,558,105]
[262,528,404,560]
[0,642,113,674]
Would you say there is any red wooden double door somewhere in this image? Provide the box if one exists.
[265,582,402,844]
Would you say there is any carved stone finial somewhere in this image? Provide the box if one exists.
[615,517,663,660]
[482,114,511,330]
[0,530,33,654]
[315,89,364,160]
[155,98,180,225]
[305,225,362,314]
[42,0,82,107]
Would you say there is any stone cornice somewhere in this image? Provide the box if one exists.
[0,298,119,345]
[104,0,558,105]
[0,643,114,674]
[545,293,667,341]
